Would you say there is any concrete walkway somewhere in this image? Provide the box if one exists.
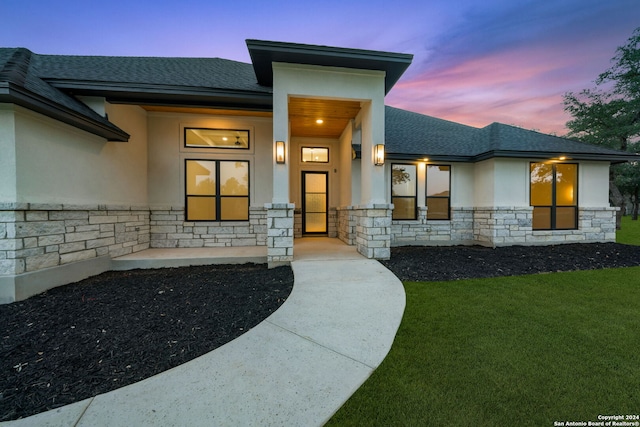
[2,239,405,427]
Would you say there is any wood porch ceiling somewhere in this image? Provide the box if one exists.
[289,97,361,138]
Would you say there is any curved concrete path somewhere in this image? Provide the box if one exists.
[2,239,405,427]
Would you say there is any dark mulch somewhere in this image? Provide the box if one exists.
[2,243,640,421]
[381,242,640,281]
[0,264,293,421]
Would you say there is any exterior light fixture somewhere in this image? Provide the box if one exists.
[374,144,385,166]
[316,119,324,124]
[276,141,286,164]
[558,156,567,161]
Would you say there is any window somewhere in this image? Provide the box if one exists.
[301,147,329,163]
[530,162,578,230]
[426,165,450,220]
[185,160,249,221]
[392,164,417,220]
[185,128,249,149]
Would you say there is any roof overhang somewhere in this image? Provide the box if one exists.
[246,39,413,94]
[0,82,130,142]
[381,149,640,164]
[473,150,640,164]
[48,80,274,112]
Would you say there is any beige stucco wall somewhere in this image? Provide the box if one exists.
[472,158,610,209]
[579,161,610,207]
[147,112,273,208]
[493,158,529,206]
[473,159,495,207]
[0,105,17,203]
[338,123,354,207]
[451,162,474,207]
[473,158,534,208]
[8,104,148,206]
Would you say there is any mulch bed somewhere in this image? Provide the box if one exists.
[0,264,293,421]
[381,242,640,281]
[2,242,640,421]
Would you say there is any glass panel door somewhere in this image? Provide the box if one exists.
[302,171,328,234]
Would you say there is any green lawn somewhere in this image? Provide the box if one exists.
[328,268,640,427]
[617,215,640,245]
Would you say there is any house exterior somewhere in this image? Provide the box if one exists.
[1,40,637,303]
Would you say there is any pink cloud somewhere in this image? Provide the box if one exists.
[386,43,599,135]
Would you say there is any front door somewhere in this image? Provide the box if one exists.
[302,171,328,235]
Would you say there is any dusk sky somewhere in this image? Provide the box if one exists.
[3,0,639,135]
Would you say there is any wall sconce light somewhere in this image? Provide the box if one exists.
[276,141,286,164]
[374,144,385,166]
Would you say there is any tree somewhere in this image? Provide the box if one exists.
[564,27,640,222]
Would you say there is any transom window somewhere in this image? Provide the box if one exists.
[426,165,451,220]
[392,164,417,220]
[185,128,249,149]
[530,162,578,230]
[185,160,249,221]
[301,147,329,163]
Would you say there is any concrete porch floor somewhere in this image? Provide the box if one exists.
[111,237,357,270]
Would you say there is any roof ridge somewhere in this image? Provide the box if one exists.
[0,48,32,87]
[35,52,249,64]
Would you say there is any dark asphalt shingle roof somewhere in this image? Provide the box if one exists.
[32,54,269,93]
[385,106,482,158]
[1,48,129,140]
[385,106,638,162]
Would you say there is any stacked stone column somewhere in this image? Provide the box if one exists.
[266,203,294,267]
[352,203,393,259]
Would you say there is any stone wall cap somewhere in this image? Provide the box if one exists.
[354,203,394,209]
[264,203,295,209]
[0,202,29,210]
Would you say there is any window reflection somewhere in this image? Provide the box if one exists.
[530,162,577,230]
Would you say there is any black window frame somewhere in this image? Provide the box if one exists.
[391,163,418,220]
[425,164,451,220]
[184,159,250,222]
[301,146,330,163]
[530,162,579,230]
[184,128,250,150]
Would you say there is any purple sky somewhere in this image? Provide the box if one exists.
[3,0,638,135]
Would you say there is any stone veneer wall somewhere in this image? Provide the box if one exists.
[472,207,534,246]
[337,206,356,245]
[472,206,617,246]
[149,207,267,248]
[526,207,617,244]
[391,207,474,246]
[0,203,150,277]
[266,203,294,267]
[352,204,393,259]
[389,206,617,248]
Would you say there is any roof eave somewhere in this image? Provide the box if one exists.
[473,150,640,164]
[386,152,473,162]
[48,80,274,111]
[246,39,413,94]
[0,83,130,142]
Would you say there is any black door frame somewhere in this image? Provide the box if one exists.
[301,171,329,235]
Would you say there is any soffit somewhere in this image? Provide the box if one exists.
[289,97,361,138]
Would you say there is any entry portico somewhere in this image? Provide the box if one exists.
[246,40,413,265]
